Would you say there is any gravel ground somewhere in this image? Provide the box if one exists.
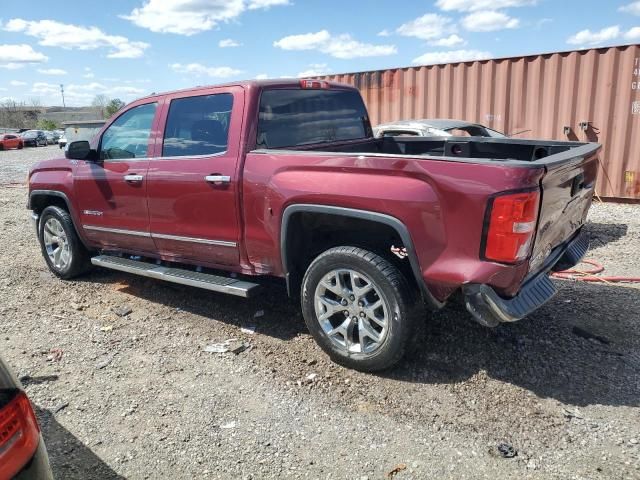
[1,146,639,479]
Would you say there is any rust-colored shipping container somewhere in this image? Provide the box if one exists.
[317,44,640,200]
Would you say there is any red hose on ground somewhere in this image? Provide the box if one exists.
[551,259,640,283]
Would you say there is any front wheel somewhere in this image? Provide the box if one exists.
[37,206,91,279]
[301,246,418,372]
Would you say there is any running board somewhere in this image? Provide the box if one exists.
[91,255,259,298]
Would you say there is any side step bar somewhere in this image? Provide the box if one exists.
[91,255,259,298]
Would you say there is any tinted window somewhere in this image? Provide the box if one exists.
[256,89,371,149]
[100,103,157,160]
[382,130,419,137]
[162,94,233,157]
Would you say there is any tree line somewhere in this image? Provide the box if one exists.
[0,95,125,130]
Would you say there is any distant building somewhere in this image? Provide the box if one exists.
[62,120,105,143]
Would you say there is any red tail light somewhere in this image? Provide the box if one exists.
[299,79,330,89]
[0,391,40,479]
[483,190,540,264]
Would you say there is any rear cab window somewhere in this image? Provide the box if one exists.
[256,88,371,149]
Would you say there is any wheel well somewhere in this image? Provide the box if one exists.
[30,194,69,214]
[283,211,418,297]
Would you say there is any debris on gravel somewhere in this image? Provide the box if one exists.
[1,145,639,479]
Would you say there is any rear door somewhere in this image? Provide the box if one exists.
[74,101,161,253]
[145,87,244,266]
[529,145,600,270]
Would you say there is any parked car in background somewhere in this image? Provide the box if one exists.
[21,130,47,147]
[58,135,67,149]
[373,119,507,138]
[28,79,599,371]
[0,355,54,479]
[44,131,56,145]
[0,133,24,150]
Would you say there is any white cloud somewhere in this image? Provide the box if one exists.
[377,29,391,37]
[620,1,640,15]
[429,34,466,47]
[219,38,242,48]
[123,0,288,35]
[274,30,331,50]
[4,19,149,59]
[169,63,243,78]
[297,63,331,77]
[461,11,519,31]
[10,80,27,86]
[30,81,147,106]
[274,30,396,59]
[413,49,492,65]
[0,44,48,69]
[84,72,95,78]
[37,68,67,75]
[567,26,620,46]
[624,26,640,41]
[535,18,553,29]
[255,73,269,79]
[396,14,455,40]
[436,0,536,11]
[247,0,290,9]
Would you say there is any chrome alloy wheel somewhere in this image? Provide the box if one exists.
[43,217,71,270]
[314,269,390,354]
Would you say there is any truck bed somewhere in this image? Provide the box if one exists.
[292,135,600,167]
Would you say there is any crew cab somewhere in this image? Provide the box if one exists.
[27,79,600,371]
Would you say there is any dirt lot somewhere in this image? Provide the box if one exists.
[1,146,639,479]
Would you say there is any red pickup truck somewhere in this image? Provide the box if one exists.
[28,79,600,371]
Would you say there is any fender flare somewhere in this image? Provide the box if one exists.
[280,204,444,309]
[28,189,87,246]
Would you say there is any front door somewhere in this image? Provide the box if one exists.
[74,101,160,253]
[146,88,243,266]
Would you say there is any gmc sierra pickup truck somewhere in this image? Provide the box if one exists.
[28,79,600,371]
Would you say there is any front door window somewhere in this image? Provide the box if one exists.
[100,103,157,160]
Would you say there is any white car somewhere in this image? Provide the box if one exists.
[373,119,507,138]
[58,135,67,149]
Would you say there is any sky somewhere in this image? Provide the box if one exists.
[1,0,639,107]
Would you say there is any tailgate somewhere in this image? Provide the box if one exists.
[529,143,601,271]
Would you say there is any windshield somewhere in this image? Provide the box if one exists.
[256,88,371,149]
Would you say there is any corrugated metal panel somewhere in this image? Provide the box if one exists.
[318,45,640,200]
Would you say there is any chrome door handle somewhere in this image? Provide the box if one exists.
[205,175,231,184]
[124,174,144,182]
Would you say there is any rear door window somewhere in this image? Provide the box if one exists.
[162,94,233,157]
[256,89,371,149]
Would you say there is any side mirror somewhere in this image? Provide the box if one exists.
[65,140,92,160]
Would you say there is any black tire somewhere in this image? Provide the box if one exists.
[301,246,418,372]
[37,206,92,279]
[17,143,23,149]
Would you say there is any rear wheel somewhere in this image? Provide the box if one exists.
[301,246,418,372]
[37,206,91,279]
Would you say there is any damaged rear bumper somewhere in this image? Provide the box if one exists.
[462,229,589,327]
